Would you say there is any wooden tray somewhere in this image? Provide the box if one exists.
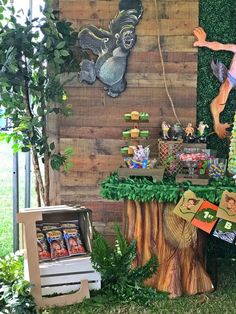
[176,174,209,185]
[117,167,164,180]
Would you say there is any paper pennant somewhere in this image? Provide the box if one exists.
[191,200,218,234]
[212,218,236,244]
[217,191,236,223]
[173,190,204,222]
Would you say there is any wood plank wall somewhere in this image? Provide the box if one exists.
[57,0,199,242]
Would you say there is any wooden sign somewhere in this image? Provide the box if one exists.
[217,191,236,223]
[173,190,203,222]
[191,201,218,233]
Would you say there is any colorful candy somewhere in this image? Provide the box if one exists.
[178,152,208,162]
[208,159,226,179]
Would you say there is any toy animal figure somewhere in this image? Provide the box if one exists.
[78,0,143,97]
[197,121,209,143]
[171,123,183,141]
[161,121,171,140]
[193,26,236,139]
[184,123,195,143]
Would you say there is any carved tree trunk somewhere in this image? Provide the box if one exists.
[123,200,214,298]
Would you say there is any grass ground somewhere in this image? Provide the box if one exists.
[41,259,236,314]
[0,142,36,257]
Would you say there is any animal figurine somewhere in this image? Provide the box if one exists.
[193,26,235,139]
[78,0,143,97]
[184,123,195,143]
[161,121,171,140]
[171,123,183,141]
[197,121,209,143]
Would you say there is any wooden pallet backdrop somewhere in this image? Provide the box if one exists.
[51,0,199,242]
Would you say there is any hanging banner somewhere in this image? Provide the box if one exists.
[173,190,203,222]
[217,191,236,223]
[191,201,218,234]
[212,219,236,244]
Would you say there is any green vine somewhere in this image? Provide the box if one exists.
[100,173,236,204]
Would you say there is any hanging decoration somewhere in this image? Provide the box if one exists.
[212,219,236,244]
[172,190,203,222]
[191,200,218,234]
[153,0,181,124]
[78,0,143,97]
[217,190,236,223]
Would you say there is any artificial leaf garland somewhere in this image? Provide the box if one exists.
[101,172,236,204]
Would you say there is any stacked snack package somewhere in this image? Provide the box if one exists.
[228,112,236,176]
[61,222,86,256]
[36,226,51,261]
[45,225,69,259]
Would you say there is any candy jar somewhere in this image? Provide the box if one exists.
[178,150,208,177]
[208,158,227,179]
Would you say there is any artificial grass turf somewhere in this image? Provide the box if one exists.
[198,0,236,157]
[41,259,236,314]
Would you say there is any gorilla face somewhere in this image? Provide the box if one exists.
[118,28,136,51]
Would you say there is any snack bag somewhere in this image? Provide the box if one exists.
[60,222,78,228]
[42,223,60,231]
[46,229,69,259]
[63,228,86,256]
[37,232,51,261]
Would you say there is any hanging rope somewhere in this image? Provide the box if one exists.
[154,0,181,124]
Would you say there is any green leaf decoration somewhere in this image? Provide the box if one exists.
[194,208,217,223]
[101,173,236,203]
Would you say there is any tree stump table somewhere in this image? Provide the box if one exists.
[123,200,214,298]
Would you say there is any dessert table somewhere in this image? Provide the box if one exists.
[101,173,236,297]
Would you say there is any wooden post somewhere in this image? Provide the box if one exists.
[123,201,214,298]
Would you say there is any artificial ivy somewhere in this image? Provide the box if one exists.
[198,0,236,157]
[101,173,236,204]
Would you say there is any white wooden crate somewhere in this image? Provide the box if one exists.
[39,256,101,296]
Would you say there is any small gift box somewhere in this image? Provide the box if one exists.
[131,127,140,138]
[131,111,139,120]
